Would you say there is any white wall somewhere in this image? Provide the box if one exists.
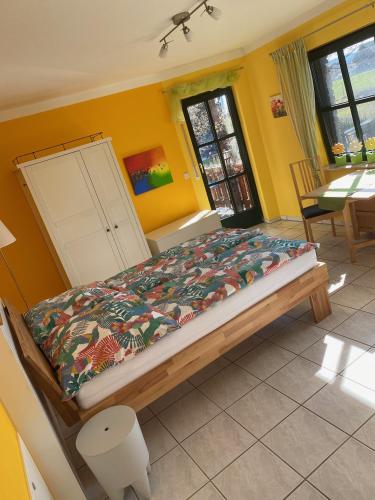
[0,303,85,500]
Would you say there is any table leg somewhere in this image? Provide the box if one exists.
[350,202,360,240]
[343,201,356,263]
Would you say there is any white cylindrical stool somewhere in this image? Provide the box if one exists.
[76,406,151,500]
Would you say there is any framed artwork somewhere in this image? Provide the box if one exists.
[124,146,173,195]
[270,94,287,118]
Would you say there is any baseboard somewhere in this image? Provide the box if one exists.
[280,215,303,222]
[263,217,281,224]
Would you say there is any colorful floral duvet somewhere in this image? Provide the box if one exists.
[25,228,316,399]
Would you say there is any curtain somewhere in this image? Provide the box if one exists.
[164,68,241,122]
[272,39,321,187]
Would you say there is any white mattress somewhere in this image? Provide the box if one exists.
[76,251,317,409]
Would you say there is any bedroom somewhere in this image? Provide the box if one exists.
[1,0,375,499]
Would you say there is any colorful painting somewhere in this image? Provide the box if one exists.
[124,146,173,195]
[270,94,287,118]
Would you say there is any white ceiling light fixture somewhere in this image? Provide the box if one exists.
[182,24,193,42]
[204,2,222,20]
[158,1,221,58]
[159,39,169,58]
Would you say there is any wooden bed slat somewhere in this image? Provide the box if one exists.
[4,262,331,426]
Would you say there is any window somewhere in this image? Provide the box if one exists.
[309,24,375,162]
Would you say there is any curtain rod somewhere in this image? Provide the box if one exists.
[269,1,375,56]
[161,66,244,93]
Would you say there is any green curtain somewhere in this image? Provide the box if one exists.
[164,68,241,122]
[272,39,321,187]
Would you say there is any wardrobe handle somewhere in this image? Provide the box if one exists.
[114,224,119,229]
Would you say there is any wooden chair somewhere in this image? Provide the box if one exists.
[289,158,341,242]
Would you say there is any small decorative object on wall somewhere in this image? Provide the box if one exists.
[331,143,347,167]
[270,94,287,118]
[124,146,173,195]
[365,137,375,164]
[349,138,363,165]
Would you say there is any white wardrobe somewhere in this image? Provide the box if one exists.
[19,138,150,286]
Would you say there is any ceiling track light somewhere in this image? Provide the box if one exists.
[158,1,221,58]
[204,2,222,20]
[182,24,193,42]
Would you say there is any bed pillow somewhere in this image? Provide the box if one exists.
[40,292,180,399]
[24,282,117,345]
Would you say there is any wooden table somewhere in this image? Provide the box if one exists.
[302,170,375,262]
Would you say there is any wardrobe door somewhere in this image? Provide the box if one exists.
[80,143,150,268]
[23,152,124,286]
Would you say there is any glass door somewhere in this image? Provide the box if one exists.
[182,87,263,228]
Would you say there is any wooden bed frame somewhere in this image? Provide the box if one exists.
[4,262,331,426]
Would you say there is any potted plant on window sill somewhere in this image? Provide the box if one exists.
[365,138,375,164]
[331,143,346,167]
[349,138,363,165]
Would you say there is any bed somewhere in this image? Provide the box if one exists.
[4,228,331,425]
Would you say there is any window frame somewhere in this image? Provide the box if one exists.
[309,23,375,163]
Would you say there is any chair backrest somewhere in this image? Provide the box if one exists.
[289,158,323,211]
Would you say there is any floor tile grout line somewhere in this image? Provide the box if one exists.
[185,481,227,500]
[283,480,331,500]
[149,383,196,416]
[152,411,214,484]
[150,388,262,487]
[301,405,375,486]
[209,439,262,487]
[305,479,333,500]
[303,434,352,484]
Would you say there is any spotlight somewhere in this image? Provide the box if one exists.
[206,4,221,20]
[159,40,168,58]
[182,24,193,42]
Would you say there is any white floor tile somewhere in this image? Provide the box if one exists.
[158,390,220,442]
[310,438,375,500]
[262,407,346,477]
[304,376,375,434]
[199,364,260,409]
[182,413,255,478]
[236,341,296,380]
[213,442,301,500]
[300,332,369,373]
[149,446,207,500]
[354,415,375,450]
[267,357,336,404]
[227,383,298,438]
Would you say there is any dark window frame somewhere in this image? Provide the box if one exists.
[309,23,375,163]
[181,87,263,228]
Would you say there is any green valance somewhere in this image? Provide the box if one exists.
[164,67,242,122]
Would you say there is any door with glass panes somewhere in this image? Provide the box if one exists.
[182,87,263,227]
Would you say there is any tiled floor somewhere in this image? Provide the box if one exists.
[65,220,375,499]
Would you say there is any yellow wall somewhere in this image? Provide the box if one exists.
[0,82,199,310]
[0,0,373,310]
[243,0,375,217]
[0,402,29,500]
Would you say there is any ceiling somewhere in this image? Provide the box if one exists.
[1,0,342,119]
